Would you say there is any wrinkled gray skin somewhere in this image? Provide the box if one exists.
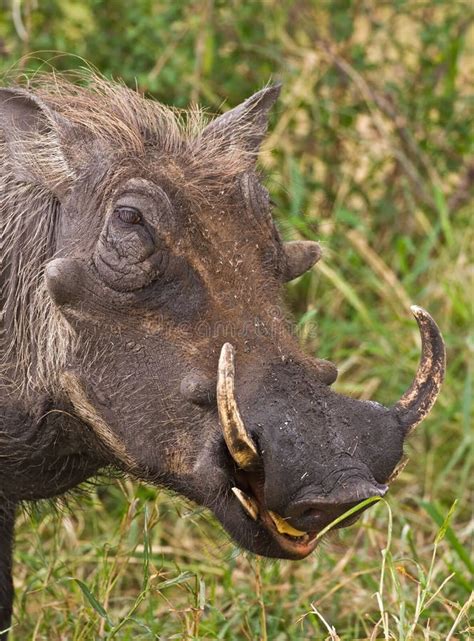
[0,81,444,639]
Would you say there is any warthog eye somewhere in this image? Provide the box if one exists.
[115,206,142,225]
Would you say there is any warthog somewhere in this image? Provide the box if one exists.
[0,75,445,638]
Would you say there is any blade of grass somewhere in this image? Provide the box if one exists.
[71,578,113,627]
[316,261,373,328]
[315,496,384,541]
[420,500,473,577]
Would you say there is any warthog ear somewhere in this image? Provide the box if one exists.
[283,240,322,281]
[201,84,281,154]
[0,87,73,198]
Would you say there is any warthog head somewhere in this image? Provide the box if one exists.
[0,78,444,558]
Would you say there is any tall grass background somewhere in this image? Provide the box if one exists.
[0,1,472,639]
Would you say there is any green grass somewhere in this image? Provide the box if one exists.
[11,484,472,639]
[2,0,473,639]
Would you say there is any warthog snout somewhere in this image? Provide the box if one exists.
[212,305,443,558]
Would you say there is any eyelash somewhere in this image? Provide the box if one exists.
[115,206,143,225]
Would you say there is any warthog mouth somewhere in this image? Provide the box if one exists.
[231,470,320,558]
[229,469,371,559]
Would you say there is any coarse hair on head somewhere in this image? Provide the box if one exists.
[0,69,271,400]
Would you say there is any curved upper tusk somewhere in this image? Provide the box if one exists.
[392,306,446,434]
[217,343,261,470]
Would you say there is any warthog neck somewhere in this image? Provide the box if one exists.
[0,396,105,502]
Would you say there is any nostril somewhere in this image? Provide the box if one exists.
[285,482,388,530]
[289,500,337,519]
[286,500,366,532]
[180,372,216,406]
[300,506,321,519]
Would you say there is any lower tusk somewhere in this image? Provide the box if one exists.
[232,487,259,521]
[268,511,307,538]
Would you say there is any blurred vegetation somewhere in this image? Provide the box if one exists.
[1,0,473,639]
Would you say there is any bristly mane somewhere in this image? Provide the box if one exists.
[0,174,73,399]
[0,72,259,400]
